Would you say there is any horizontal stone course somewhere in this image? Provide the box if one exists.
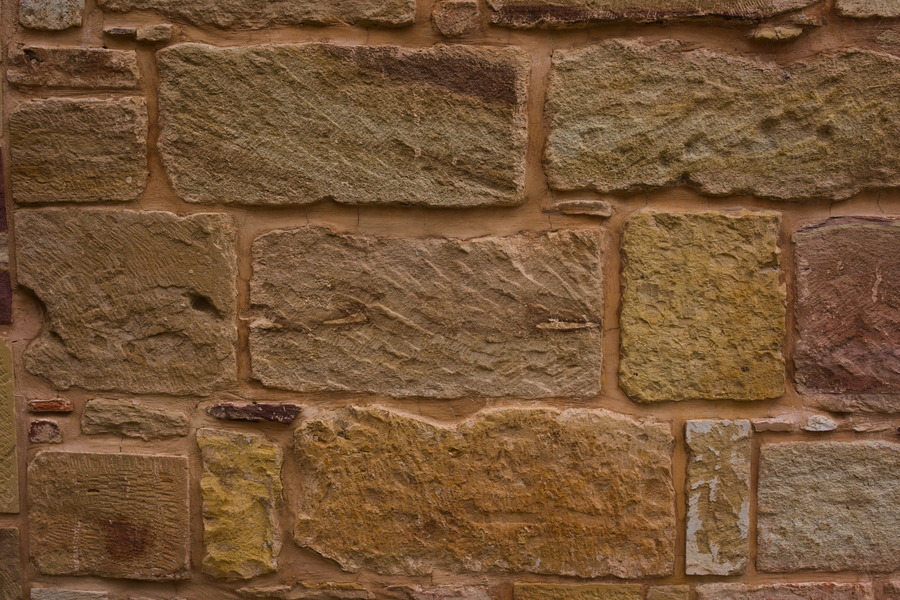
[7,47,140,89]
[514,584,642,600]
[696,583,873,600]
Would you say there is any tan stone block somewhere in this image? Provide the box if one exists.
[837,0,900,17]
[0,528,22,600]
[28,419,62,444]
[546,40,900,200]
[10,98,147,203]
[31,591,109,600]
[758,442,900,572]
[29,451,190,580]
[16,209,237,395]
[685,420,751,575]
[696,583,873,600]
[7,47,140,89]
[620,211,785,402]
[294,407,675,577]
[432,0,480,36]
[238,583,371,600]
[514,584,641,600]
[135,24,173,42]
[198,429,283,580]
[250,227,602,398]
[19,0,83,29]
[396,587,490,600]
[81,398,188,440]
[157,43,527,207]
[0,341,16,513]
[647,587,689,600]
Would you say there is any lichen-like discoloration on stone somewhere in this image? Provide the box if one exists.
[647,587,689,600]
[207,403,300,424]
[238,583,371,600]
[432,0,480,36]
[19,0,83,29]
[98,0,414,28]
[28,420,62,444]
[0,342,16,513]
[16,210,237,396]
[7,47,140,89]
[686,420,751,575]
[794,218,900,412]
[546,40,900,200]
[10,98,147,204]
[294,407,675,577]
[0,528,22,600]
[620,211,785,402]
[837,0,900,17]
[82,398,189,440]
[758,442,900,572]
[29,452,190,580]
[158,43,527,207]
[514,584,642,600]
[696,583,873,600]
[251,228,603,398]
[197,429,283,580]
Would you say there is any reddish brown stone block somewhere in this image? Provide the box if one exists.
[27,399,74,413]
[28,420,61,444]
[206,402,301,424]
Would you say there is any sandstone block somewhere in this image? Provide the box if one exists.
[0,528,22,600]
[514,584,641,600]
[197,429,283,580]
[7,47,140,89]
[0,341,16,513]
[19,0,82,29]
[397,587,490,600]
[294,407,675,577]
[758,442,900,572]
[251,227,603,398]
[28,420,62,444]
[16,209,237,395]
[206,402,300,424]
[136,24,173,42]
[794,218,900,411]
[433,0,480,36]
[158,43,527,207]
[696,583,873,600]
[620,211,785,402]
[685,420,751,575]
[29,451,190,580]
[546,40,900,200]
[27,399,73,413]
[238,583,372,600]
[837,0,900,17]
[10,98,147,203]
[31,592,108,600]
[802,415,837,431]
[82,398,189,440]
[885,582,900,600]
[98,0,414,28]
[646,587,689,600]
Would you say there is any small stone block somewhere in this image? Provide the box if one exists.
[836,0,900,18]
[136,24,173,42]
[802,415,837,431]
[28,420,62,444]
[749,24,804,41]
[7,47,140,89]
[27,399,74,413]
[19,0,83,30]
[751,418,795,432]
[238,583,371,600]
[432,0,480,37]
[514,584,642,600]
[647,587,689,600]
[550,199,614,218]
[103,26,136,37]
[81,398,189,440]
[206,402,301,424]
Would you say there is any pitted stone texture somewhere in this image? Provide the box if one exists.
[794,218,900,412]
[620,211,785,402]
[9,98,147,204]
[685,420,751,575]
[238,583,372,600]
[98,0,413,28]
[696,583,873,600]
[398,587,490,600]
[490,0,815,26]
[19,0,83,29]
[546,40,900,201]
[158,43,526,207]
[197,429,283,580]
[82,398,189,440]
[251,228,602,398]
[837,0,900,17]
[0,528,22,600]
[29,420,62,444]
[8,47,140,89]
[433,0,480,36]
[16,210,237,396]
[295,407,675,577]
[647,587,689,600]
[31,592,109,600]
[758,442,900,572]
[885,582,900,600]
[0,342,16,513]
[29,452,190,580]
[514,584,642,600]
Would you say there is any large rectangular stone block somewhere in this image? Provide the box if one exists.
[697,584,873,600]
[546,40,900,201]
[16,209,237,396]
[250,227,603,398]
[158,43,527,207]
[0,528,22,600]
[29,452,190,580]
[620,211,785,402]
[0,341,16,513]
[758,442,900,572]
[294,407,675,577]
[7,47,140,89]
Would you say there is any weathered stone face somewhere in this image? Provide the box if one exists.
[197,429,283,580]
[758,442,900,572]
[9,98,147,204]
[294,407,675,577]
[29,452,190,580]
[885,582,900,600]
[28,420,62,444]
[398,587,491,600]
[251,227,603,398]
[794,218,900,411]
[16,209,237,396]
[0,341,16,513]
[685,420,751,575]
[514,584,642,600]
[696,583,873,600]
[620,211,785,402]
[206,403,300,424]
[432,0,480,36]
[157,43,527,207]
[545,40,900,201]
[98,0,414,28]
[81,398,189,440]
[31,591,109,600]
[238,583,372,600]
[646,587,689,600]
[7,47,140,89]
[19,0,83,29]
[836,0,900,17]
[0,528,22,600]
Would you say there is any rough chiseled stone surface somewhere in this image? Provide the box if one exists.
[758,442,900,572]
[7,47,140,89]
[16,210,237,396]
[620,211,785,402]
[9,98,147,203]
[197,429,283,580]
[837,0,900,17]
[0,341,16,513]
[685,420,751,575]
[238,583,371,600]
[29,452,190,580]
[397,587,490,600]
[251,228,603,398]
[98,0,414,28]
[647,587,689,600]
[794,218,900,412]
[158,43,527,207]
[294,407,675,577]
[206,403,300,424]
[545,40,900,201]
[19,0,83,29]
[514,584,642,600]
[432,0,480,36]
[82,398,189,440]
[696,583,873,600]
[30,592,109,600]
[0,528,21,600]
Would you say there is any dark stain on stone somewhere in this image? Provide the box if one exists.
[207,402,301,424]
[0,272,11,325]
[101,519,151,560]
[491,4,778,26]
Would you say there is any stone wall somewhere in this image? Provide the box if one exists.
[1,0,898,598]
